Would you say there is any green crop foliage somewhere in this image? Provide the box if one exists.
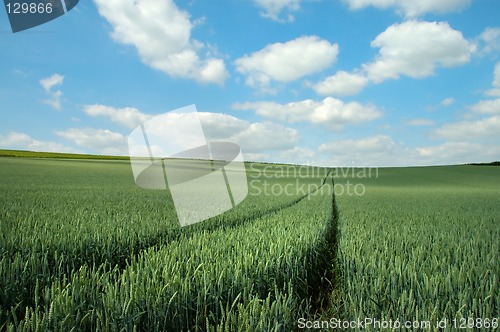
[12,178,335,331]
[1,155,498,331]
[0,157,334,330]
[329,166,499,331]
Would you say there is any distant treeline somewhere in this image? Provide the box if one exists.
[0,149,129,160]
[466,161,500,166]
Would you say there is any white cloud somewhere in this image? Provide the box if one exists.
[316,134,499,166]
[494,63,500,87]
[486,89,500,98]
[235,36,338,93]
[197,112,299,153]
[127,111,300,156]
[56,128,128,155]
[278,147,316,164]
[427,98,500,163]
[407,118,435,126]
[441,97,455,107]
[485,62,500,97]
[252,0,302,22]
[243,152,272,162]
[233,97,381,130]
[425,97,455,112]
[241,146,317,165]
[233,122,300,152]
[93,0,227,85]
[319,135,395,154]
[0,132,78,153]
[468,99,500,115]
[42,91,63,110]
[308,21,473,96]
[342,0,471,17]
[312,71,369,96]
[417,142,476,158]
[433,115,500,141]
[477,27,500,56]
[40,73,64,110]
[318,135,400,166]
[197,112,248,140]
[416,142,500,165]
[40,74,64,92]
[84,104,153,129]
[364,21,474,83]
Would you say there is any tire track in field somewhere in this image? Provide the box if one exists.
[303,171,340,319]
[0,169,333,328]
[307,170,343,324]
[143,169,333,253]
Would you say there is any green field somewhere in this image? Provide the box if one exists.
[329,166,499,331]
[0,149,131,160]
[0,154,498,331]
[0,156,333,331]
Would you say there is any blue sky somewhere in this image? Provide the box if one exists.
[1,0,499,166]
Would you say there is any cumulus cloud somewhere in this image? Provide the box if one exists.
[318,135,401,166]
[342,0,471,17]
[253,0,302,22]
[197,112,299,152]
[468,99,500,115]
[235,36,338,93]
[40,73,64,110]
[417,142,477,159]
[316,134,498,166]
[319,135,395,154]
[93,0,227,84]
[84,104,153,129]
[234,122,300,152]
[433,115,500,141]
[137,111,299,155]
[75,110,299,156]
[56,128,128,155]
[485,63,500,97]
[312,71,369,96]
[0,132,78,153]
[415,93,500,165]
[308,21,473,96]
[476,27,500,56]
[426,97,455,112]
[40,74,64,92]
[427,95,500,163]
[197,112,248,140]
[441,97,455,107]
[364,20,474,83]
[278,147,316,164]
[233,97,381,130]
[416,142,500,165]
[493,63,500,87]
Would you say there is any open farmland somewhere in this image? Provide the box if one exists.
[329,166,499,331]
[0,155,499,331]
[0,156,334,331]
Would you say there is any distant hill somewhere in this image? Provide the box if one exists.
[0,149,129,160]
[2,149,499,166]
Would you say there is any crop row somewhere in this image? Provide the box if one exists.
[4,176,336,331]
[0,158,333,329]
[329,167,499,331]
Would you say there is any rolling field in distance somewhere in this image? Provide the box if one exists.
[0,152,498,331]
[0,149,131,160]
